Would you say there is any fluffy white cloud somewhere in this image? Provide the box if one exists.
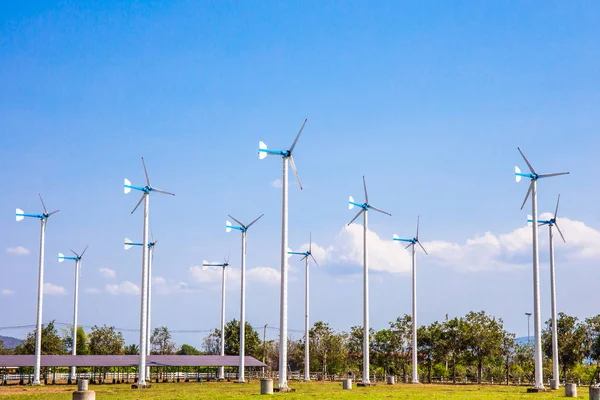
[152,276,197,295]
[44,283,66,296]
[271,179,283,188]
[317,215,600,274]
[105,281,140,295]
[1,289,14,296]
[99,268,117,279]
[324,223,411,274]
[247,267,280,284]
[6,246,30,256]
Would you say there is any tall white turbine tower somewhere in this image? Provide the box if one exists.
[15,195,59,385]
[288,233,319,382]
[515,147,569,391]
[258,119,306,389]
[393,216,428,384]
[124,236,158,377]
[202,257,230,380]
[58,246,88,384]
[348,176,391,385]
[528,194,566,390]
[124,157,174,387]
[226,214,264,383]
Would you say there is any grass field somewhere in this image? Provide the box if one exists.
[0,381,590,399]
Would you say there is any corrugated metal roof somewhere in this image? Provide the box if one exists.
[0,355,266,368]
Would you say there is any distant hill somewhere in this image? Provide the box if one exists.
[0,335,23,350]
[515,336,532,346]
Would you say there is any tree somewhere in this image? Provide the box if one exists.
[15,320,67,355]
[389,315,413,382]
[178,344,201,355]
[585,315,600,365]
[462,311,504,383]
[310,321,348,376]
[418,321,444,382]
[441,316,466,383]
[501,331,516,385]
[88,325,125,355]
[63,326,89,355]
[202,329,221,355]
[124,343,139,355]
[224,319,262,358]
[150,326,176,355]
[542,312,587,381]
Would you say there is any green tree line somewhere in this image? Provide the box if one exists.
[4,311,600,384]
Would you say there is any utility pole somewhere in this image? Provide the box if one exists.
[263,324,267,377]
[525,312,532,345]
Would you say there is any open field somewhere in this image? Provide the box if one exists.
[0,382,589,399]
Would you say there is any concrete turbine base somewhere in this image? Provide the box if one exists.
[131,383,152,389]
[357,382,377,387]
[273,387,295,393]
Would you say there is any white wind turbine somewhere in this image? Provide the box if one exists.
[15,195,59,385]
[515,147,569,391]
[226,214,264,383]
[288,233,319,382]
[124,157,174,387]
[124,236,158,378]
[348,176,391,385]
[393,216,428,384]
[258,119,306,389]
[528,194,566,390]
[58,246,88,384]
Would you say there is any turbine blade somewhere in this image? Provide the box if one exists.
[554,194,561,219]
[38,194,47,214]
[289,155,303,190]
[517,147,537,175]
[81,245,89,258]
[301,255,308,262]
[131,193,145,214]
[309,231,312,253]
[538,172,570,179]
[310,253,319,267]
[362,176,369,204]
[405,242,413,250]
[142,157,151,187]
[228,214,245,228]
[520,182,533,210]
[289,118,307,153]
[152,188,175,196]
[416,216,420,239]
[347,209,365,226]
[417,240,429,255]
[369,205,391,216]
[554,222,566,243]
[70,249,79,258]
[47,210,60,217]
[246,214,264,229]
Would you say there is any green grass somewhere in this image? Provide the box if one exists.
[0,381,589,399]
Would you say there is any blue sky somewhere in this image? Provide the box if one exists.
[1,1,599,348]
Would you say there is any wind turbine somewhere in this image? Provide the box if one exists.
[58,246,88,384]
[226,213,264,383]
[393,216,428,384]
[124,157,174,387]
[124,236,158,374]
[15,195,59,385]
[202,257,230,380]
[348,176,391,385]
[288,233,319,382]
[528,194,566,389]
[515,147,569,391]
[258,118,306,389]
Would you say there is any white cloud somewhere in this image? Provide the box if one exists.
[1,289,14,296]
[247,266,280,284]
[320,215,600,274]
[44,282,66,296]
[105,281,140,295]
[99,268,116,279]
[325,223,411,274]
[271,179,283,188]
[189,265,228,284]
[86,288,101,294]
[151,276,197,295]
[6,246,30,256]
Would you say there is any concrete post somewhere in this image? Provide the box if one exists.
[260,378,273,395]
[565,383,577,397]
[590,387,600,400]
